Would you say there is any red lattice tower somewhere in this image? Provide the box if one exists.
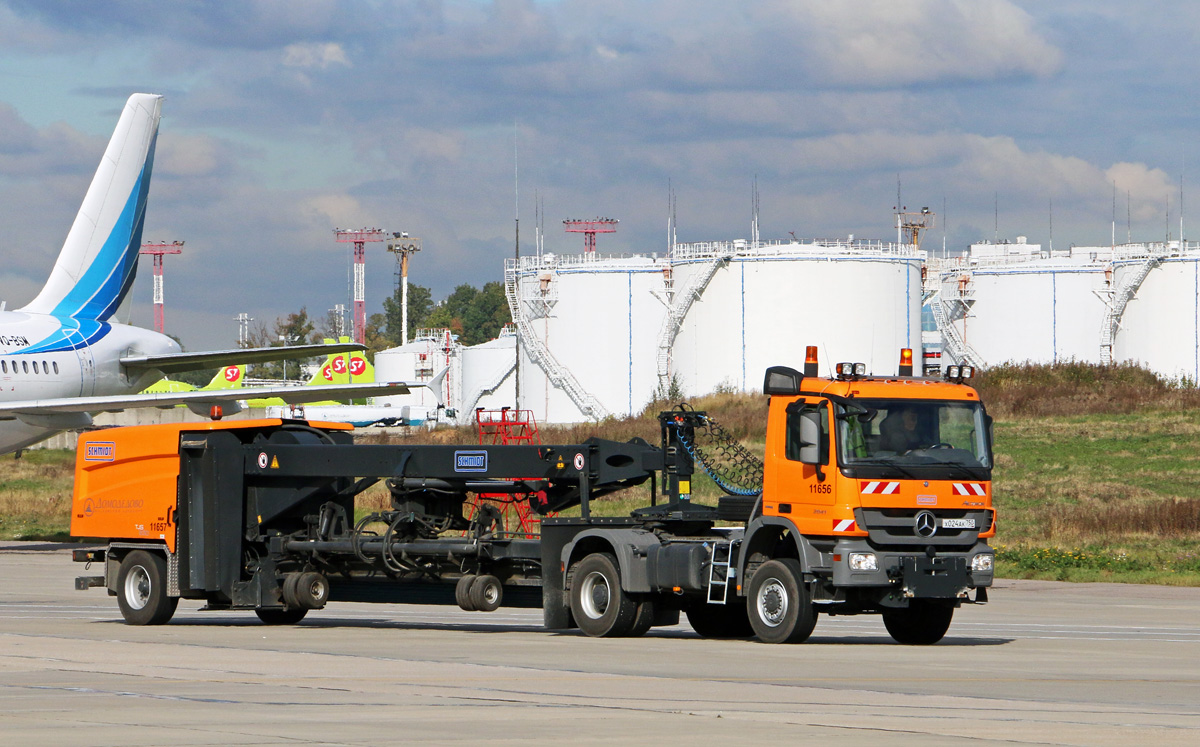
[139,241,184,333]
[563,218,618,253]
[334,228,387,344]
[469,407,551,537]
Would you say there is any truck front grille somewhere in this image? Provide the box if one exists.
[855,507,992,547]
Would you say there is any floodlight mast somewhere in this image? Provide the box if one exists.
[334,228,387,344]
[139,241,184,333]
[387,233,422,345]
[563,218,618,253]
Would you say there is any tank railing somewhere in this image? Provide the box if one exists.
[502,264,609,420]
[458,358,517,424]
[1099,256,1161,365]
[671,238,920,261]
[655,248,733,390]
[510,253,667,273]
[930,290,984,369]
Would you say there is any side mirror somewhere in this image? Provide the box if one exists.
[797,409,822,464]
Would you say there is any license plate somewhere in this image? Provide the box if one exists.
[942,518,976,529]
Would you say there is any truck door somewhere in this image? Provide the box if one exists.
[766,399,833,518]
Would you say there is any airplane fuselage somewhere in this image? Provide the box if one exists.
[0,310,178,451]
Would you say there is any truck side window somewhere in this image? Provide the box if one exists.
[785,402,829,464]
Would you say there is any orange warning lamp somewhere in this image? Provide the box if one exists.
[898,348,914,377]
[209,405,223,421]
[804,345,819,377]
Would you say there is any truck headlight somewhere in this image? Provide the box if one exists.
[971,554,994,572]
[848,552,878,571]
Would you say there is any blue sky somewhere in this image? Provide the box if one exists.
[0,0,1196,351]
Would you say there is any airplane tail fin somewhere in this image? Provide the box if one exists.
[310,336,375,386]
[204,365,245,390]
[20,93,163,322]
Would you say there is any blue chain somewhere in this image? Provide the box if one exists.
[677,429,761,497]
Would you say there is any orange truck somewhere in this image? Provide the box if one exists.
[72,348,994,644]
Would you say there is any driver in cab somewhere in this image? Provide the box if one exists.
[879,406,927,454]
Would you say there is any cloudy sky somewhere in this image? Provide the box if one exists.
[0,1,1194,351]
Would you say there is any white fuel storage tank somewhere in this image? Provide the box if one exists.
[669,239,923,394]
[509,253,670,423]
[935,241,1110,368]
[1111,243,1200,382]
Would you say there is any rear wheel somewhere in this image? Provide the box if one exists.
[455,574,477,611]
[256,607,308,625]
[469,574,503,612]
[747,559,816,644]
[882,600,954,645]
[116,550,178,626]
[569,552,638,637]
[686,598,754,638]
[292,571,329,610]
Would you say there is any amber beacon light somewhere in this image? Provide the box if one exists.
[804,345,819,377]
[898,348,914,377]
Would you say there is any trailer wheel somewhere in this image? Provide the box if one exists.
[292,571,329,610]
[116,550,177,626]
[455,574,477,611]
[469,575,503,612]
[747,558,816,644]
[686,598,754,638]
[569,552,638,637]
[256,608,308,625]
[882,600,954,645]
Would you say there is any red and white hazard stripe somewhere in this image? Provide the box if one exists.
[859,481,900,495]
[952,482,987,496]
[833,519,857,532]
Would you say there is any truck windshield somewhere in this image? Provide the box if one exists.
[836,399,991,476]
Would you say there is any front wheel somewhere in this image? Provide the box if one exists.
[569,552,638,637]
[747,558,816,644]
[882,600,954,645]
[116,550,178,626]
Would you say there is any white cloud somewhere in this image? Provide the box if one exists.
[782,0,1063,87]
[282,42,350,70]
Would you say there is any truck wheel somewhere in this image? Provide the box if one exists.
[256,608,308,625]
[882,600,954,645]
[469,574,503,612]
[569,552,638,637]
[293,571,329,610]
[686,599,754,638]
[455,574,477,611]
[116,550,178,626]
[747,558,816,644]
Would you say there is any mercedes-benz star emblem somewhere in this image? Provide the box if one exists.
[914,510,938,538]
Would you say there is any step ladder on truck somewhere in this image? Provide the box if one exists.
[71,346,996,644]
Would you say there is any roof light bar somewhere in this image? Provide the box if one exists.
[943,364,976,383]
[836,362,867,380]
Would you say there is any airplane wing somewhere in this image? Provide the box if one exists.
[0,382,411,428]
[120,342,365,375]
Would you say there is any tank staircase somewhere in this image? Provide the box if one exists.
[459,358,517,419]
[655,250,732,392]
[1099,257,1160,365]
[504,262,608,420]
[931,287,979,369]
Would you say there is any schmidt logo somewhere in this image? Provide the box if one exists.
[84,442,116,462]
[454,450,488,472]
